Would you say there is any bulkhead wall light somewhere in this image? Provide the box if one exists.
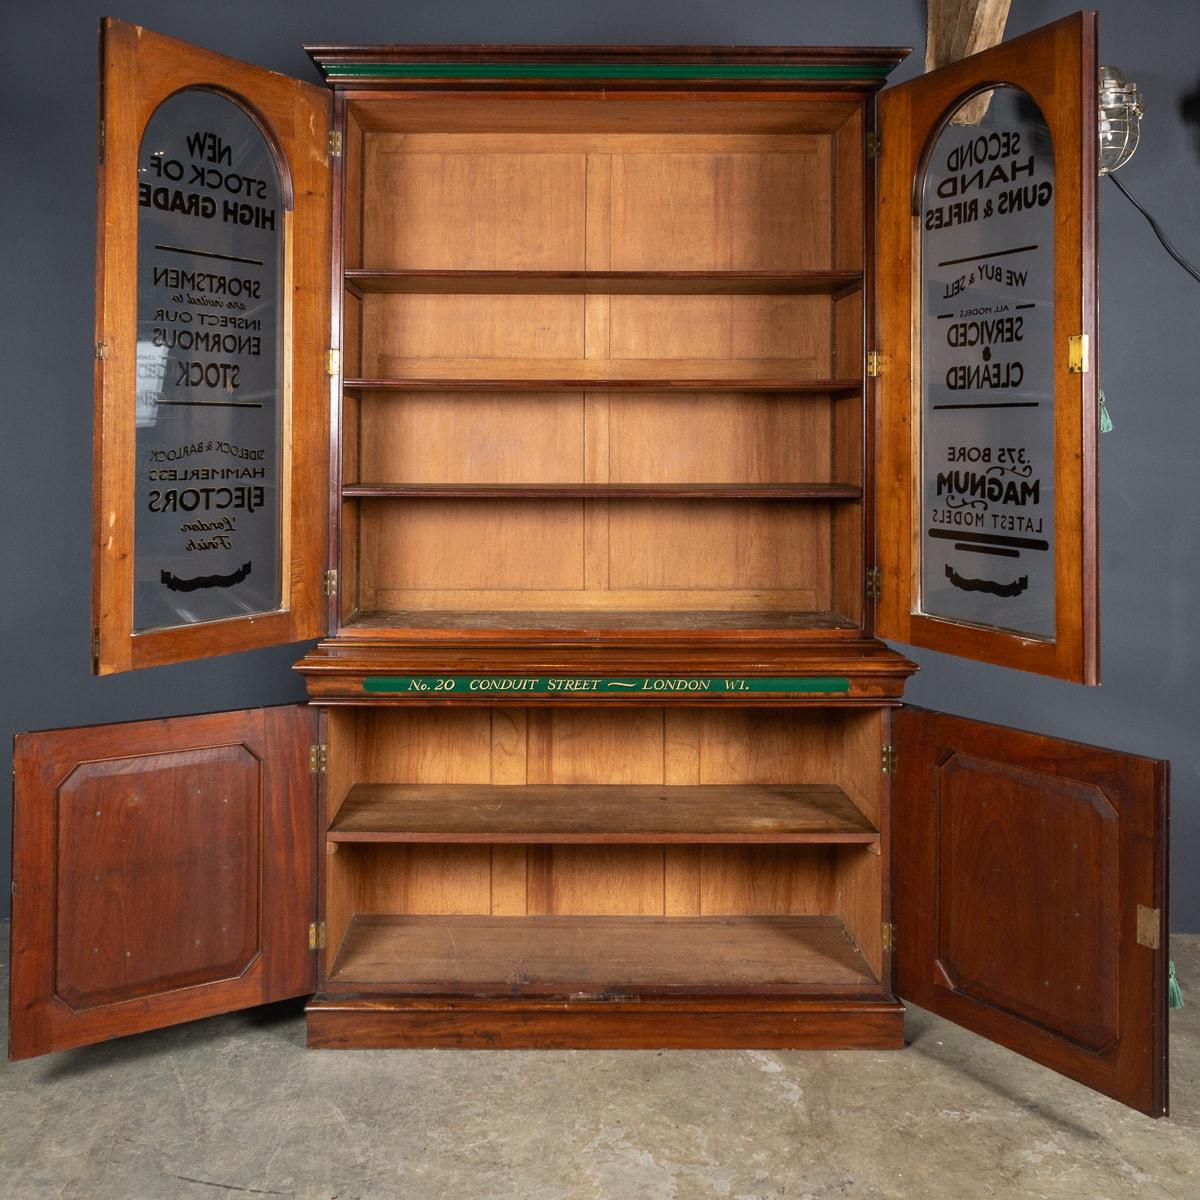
[1098,65,1143,174]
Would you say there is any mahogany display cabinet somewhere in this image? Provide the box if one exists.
[9,12,1171,1117]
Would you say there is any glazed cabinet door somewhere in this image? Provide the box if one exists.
[875,13,1100,682]
[94,19,332,673]
[10,705,318,1059]
[892,706,1169,1116]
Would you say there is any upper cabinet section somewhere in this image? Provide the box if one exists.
[876,13,1100,683]
[93,19,331,673]
[310,44,906,644]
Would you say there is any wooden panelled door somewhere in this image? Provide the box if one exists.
[892,707,1169,1116]
[875,13,1100,683]
[10,706,318,1058]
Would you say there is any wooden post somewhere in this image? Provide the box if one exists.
[926,0,1011,123]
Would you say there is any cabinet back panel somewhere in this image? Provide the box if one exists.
[608,296,830,367]
[608,143,830,271]
[359,393,587,484]
[526,707,666,782]
[698,846,838,914]
[607,500,829,593]
[353,708,495,784]
[335,709,884,789]
[526,845,666,915]
[362,145,586,270]
[523,845,839,916]
[356,498,831,611]
[346,843,841,919]
[355,392,834,486]
[359,294,831,378]
[607,394,833,483]
[360,133,833,272]
[362,295,584,364]
[356,844,495,915]
[362,499,586,595]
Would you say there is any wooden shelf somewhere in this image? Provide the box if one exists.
[341,609,860,633]
[344,376,863,395]
[326,914,881,996]
[328,782,877,844]
[341,482,862,501]
[345,269,864,297]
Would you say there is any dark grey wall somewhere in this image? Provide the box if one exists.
[2,1,1196,929]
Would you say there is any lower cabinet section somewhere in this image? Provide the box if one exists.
[9,694,1168,1107]
[314,704,892,1048]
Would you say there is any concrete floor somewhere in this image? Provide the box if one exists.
[1,930,1196,1200]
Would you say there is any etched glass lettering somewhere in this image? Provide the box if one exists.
[134,89,284,632]
[919,86,1056,638]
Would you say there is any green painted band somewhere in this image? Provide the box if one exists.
[321,62,891,81]
[362,675,851,696]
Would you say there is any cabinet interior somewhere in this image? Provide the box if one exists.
[337,96,866,635]
[322,705,887,996]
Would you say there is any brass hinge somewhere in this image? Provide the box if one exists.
[866,565,881,601]
[881,744,897,774]
[1136,904,1161,949]
[309,921,327,951]
[328,129,343,158]
[323,568,338,598]
[882,922,896,952]
[1068,333,1090,374]
[95,341,109,362]
[325,347,341,376]
[866,349,882,378]
[309,743,328,774]
[90,625,101,674]
[97,118,105,163]
[866,130,881,157]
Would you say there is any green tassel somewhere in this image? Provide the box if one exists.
[1099,389,1113,433]
[1169,960,1184,1009]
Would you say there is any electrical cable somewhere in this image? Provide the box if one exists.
[1107,172,1200,285]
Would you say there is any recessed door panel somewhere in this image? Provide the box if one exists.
[54,744,262,1011]
[930,750,1119,1053]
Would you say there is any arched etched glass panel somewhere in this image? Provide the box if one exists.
[134,88,284,632]
[918,86,1055,639]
